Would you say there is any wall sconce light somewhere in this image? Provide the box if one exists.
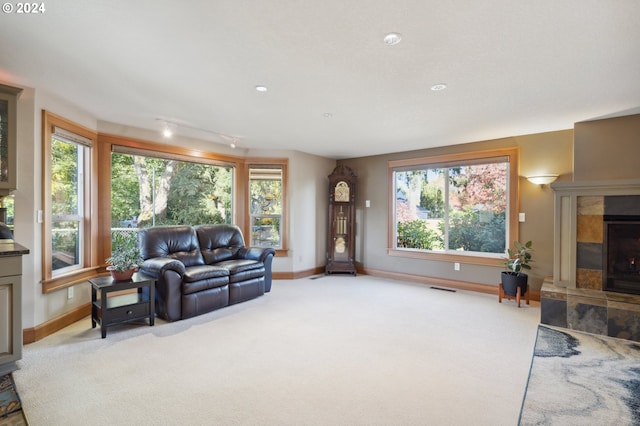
[526,174,559,186]
[230,139,237,149]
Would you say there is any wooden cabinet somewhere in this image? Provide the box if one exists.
[0,253,26,376]
[326,165,357,275]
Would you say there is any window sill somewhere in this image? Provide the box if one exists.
[42,266,102,294]
[387,248,502,267]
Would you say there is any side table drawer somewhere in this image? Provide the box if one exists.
[107,303,150,324]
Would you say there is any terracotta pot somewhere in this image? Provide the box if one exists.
[107,266,136,281]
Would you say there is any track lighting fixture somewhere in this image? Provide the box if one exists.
[156,118,240,148]
[162,122,173,138]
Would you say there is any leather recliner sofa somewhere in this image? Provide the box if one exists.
[138,224,276,321]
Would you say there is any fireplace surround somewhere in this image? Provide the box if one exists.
[541,180,640,342]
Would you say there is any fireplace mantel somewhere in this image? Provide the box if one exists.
[551,179,640,289]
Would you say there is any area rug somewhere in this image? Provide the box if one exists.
[0,374,26,426]
[519,325,640,425]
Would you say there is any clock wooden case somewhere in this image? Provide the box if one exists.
[326,165,357,275]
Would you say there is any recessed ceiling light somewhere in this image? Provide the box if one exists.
[255,85,268,92]
[431,83,448,91]
[383,32,402,45]
[323,113,333,118]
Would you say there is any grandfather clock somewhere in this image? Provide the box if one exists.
[326,165,357,275]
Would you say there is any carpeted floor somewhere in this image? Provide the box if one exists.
[13,275,541,425]
[0,374,27,426]
[519,325,640,425]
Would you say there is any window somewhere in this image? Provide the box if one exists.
[247,159,287,252]
[51,136,86,272]
[111,149,234,234]
[249,165,283,248]
[389,148,519,263]
[42,111,98,291]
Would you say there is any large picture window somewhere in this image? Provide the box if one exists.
[110,148,234,252]
[389,148,519,262]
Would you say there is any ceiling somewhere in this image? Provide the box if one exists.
[1,1,639,159]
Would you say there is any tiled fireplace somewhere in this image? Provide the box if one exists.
[541,181,640,342]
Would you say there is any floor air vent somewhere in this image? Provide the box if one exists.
[430,286,456,292]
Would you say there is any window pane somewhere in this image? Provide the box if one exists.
[51,220,80,271]
[394,160,508,255]
[51,138,81,216]
[249,166,282,248]
[51,136,83,273]
[447,163,507,253]
[395,170,444,250]
[111,153,233,232]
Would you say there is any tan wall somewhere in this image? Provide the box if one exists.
[574,114,640,181]
[343,130,574,291]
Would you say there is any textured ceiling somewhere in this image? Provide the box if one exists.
[1,0,639,159]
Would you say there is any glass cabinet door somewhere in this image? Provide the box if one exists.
[0,85,21,194]
[0,98,8,185]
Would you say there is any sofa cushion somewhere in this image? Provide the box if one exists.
[196,224,246,264]
[182,265,229,295]
[182,265,229,283]
[139,225,204,267]
[215,259,265,283]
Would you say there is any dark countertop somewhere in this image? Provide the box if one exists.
[0,239,30,256]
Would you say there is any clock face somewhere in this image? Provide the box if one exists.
[335,181,349,202]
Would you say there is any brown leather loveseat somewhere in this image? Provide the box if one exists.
[138,224,275,321]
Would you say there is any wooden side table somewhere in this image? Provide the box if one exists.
[89,272,155,338]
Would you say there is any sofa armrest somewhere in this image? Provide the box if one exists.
[238,246,276,292]
[238,246,276,263]
[140,257,186,278]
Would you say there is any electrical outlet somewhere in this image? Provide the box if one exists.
[67,286,74,300]
[454,262,460,271]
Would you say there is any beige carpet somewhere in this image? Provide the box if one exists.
[13,275,540,425]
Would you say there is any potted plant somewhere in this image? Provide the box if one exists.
[501,240,533,297]
[105,232,143,281]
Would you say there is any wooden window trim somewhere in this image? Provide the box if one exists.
[244,158,289,255]
[41,111,99,293]
[387,147,519,264]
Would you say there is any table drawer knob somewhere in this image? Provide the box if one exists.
[127,310,133,315]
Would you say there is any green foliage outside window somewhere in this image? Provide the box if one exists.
[397,219,442,250]
[111,153,233,229]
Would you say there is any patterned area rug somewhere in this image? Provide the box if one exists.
[0,374,26,426]
[519,325,640,425]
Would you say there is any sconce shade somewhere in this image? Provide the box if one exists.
[527,174,559,185]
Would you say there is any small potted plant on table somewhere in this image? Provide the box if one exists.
[105,232,143,281]
[500,240,533,307]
